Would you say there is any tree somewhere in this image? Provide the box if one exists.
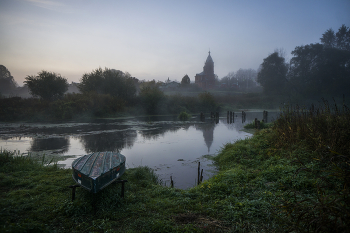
[289,43,350,96]
[198,92,217,111]
[24,71,68,101]
[321,25,350,51]
[0,65,17,94]
[236,68,257,90]
[288,25,350,97]
[181,74,190,85]
[79,68,137,102]
[79,67,104,94]
[320,28,336,48]
[139,85,165,114]
[335,24,350,51]
[257,52,288,94]
[220,72,236,88]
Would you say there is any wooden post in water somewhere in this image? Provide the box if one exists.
[197,162,200,185]
[170,176,174,188]
[254,118,257,128]
[242,111,246,123]
[200,169,203,183]
[263,110,268,122]
[200,112,205,121]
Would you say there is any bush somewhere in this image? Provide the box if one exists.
[24,71,68,101]
[178,111,191,121]
[138,86,165,114]
[198,92,217,112]
[79,68,136,103]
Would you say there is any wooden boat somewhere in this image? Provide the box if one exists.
[72,151,126,193]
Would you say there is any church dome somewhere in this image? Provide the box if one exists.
[205,51,213,64]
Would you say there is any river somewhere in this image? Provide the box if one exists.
[0,111,279,189]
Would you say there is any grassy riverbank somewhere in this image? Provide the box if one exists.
[1,101,349,232]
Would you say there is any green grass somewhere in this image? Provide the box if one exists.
[1,99,349,232]
[243,120,271,130]
[178,111,192,121]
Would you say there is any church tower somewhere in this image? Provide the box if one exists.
[195,51,216,89]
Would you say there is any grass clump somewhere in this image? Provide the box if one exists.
[178,111,191,121]
[244,120,271,130]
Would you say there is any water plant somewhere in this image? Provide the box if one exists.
[178,111,191,121]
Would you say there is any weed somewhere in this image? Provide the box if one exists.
[178,111,191,121]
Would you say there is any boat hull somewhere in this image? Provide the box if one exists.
[72,151,126,193]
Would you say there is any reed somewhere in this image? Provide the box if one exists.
[272,99,350,232]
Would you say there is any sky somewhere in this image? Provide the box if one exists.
[1,0,350,86]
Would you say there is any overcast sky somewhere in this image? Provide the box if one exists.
[1,0,349,86]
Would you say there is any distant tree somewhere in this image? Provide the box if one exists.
[257,52,288,94]
[287,25,350,97]
[320,28,336,48]
[220,72,236,88]
[236,68,257,90]
[24,71,68,101]
[79,67,104,94]
[181,74,190,85]
[139,85,165,114]
[198,92,217,111]
[320,25,350,51]
[0,65,17,94]
[79,68,137,102]
[289,43,350,96]
[335,24,350,51]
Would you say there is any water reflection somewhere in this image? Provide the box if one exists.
[79,130,137,153]
[138,123,182,140]
[195,123,215,153]
[0,111,280,189]
[30,137,69,153]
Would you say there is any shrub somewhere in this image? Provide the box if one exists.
[25,71,68,101]
[178,111,191,121]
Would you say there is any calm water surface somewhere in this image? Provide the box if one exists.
[0,112,278,189]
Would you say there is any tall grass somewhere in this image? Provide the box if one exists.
[271,99,350,232]
[273,99,350,154]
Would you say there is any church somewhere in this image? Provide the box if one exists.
[195,51,216,89]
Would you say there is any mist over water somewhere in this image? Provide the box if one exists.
[0,111,278,189]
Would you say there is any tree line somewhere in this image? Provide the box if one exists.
[220,68,259,91]
[0,66,220,120]
[257,24,350,97]
[21,68,138,103]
